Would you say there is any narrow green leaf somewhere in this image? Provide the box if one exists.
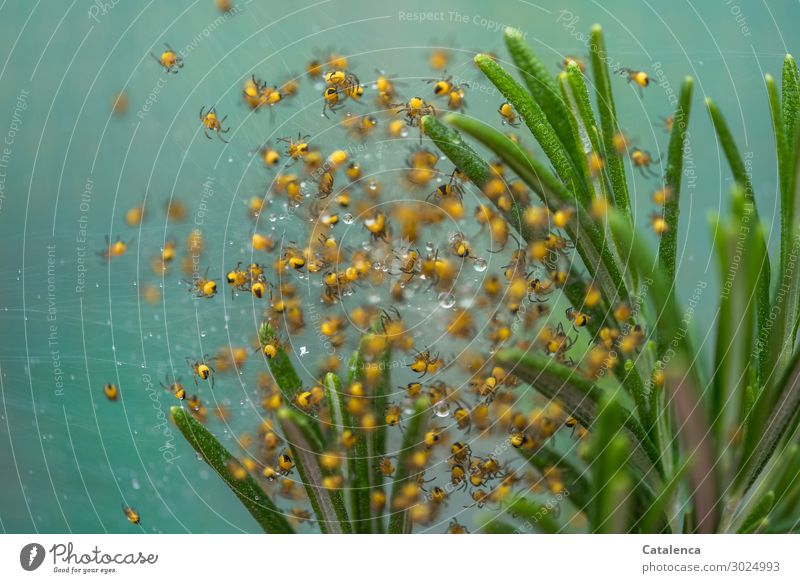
[782,55,799,151]
[658,76,694,285]
[323,372,345,444]
[171,407,294,534]
[706,98,771,385]
[504,27,583,170]
[474,53,587,203]
[588,24,631,221]
[277,407,352,533]
[345,349,372,533]
[258,321,302,398]
[369,344,392,533]
[388,397,429,534]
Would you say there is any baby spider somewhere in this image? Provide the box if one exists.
[278,133,311,161]
[199,106,229,142]
[184,267,218,299]
[498,101,520,127]
[392,97,436,142]
[98,235,129,260]
[616,67,650,95]
[630,148,661,178]
[186,355,217,388]
[151,43,183,74]
[428,168,465,202]
[322,85,346,118]
[409,349,443,378]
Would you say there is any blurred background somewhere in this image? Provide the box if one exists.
[0,0,797,533]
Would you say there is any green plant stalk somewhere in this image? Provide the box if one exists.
[705,98,771,386]
[588,25,631,222]
[171,407,294,534]
[345,349,372,533]
[387,397,429,534]
[504,27,583,171]
[474,54,588,203]
[369,345,392,533]
[516,444,592,511]
[277,407,351,533]
[658,77,694,288]
[494,347,662,481]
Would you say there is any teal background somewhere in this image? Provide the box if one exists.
[0,0,797,533]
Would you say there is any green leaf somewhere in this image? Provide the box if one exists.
[658,77,694,285]
[258,321,302,398]
[782,55,799,151]
[504,27,583,170]
[387,397,429,534]
[171,407,294,534]
[345,349,373,533]
[369,345,392,533]
[705,98,771,385]
[276,407,351,533]
[474,53,587,203]
[588,24,631,221]
[323,372,346,444]
[710,188,759,476]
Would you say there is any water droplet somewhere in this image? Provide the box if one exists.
[434,400,451,418]
[402,397,415,415]
[437,292,456,309]
[343,213,354,224]
[473,258,488,272]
